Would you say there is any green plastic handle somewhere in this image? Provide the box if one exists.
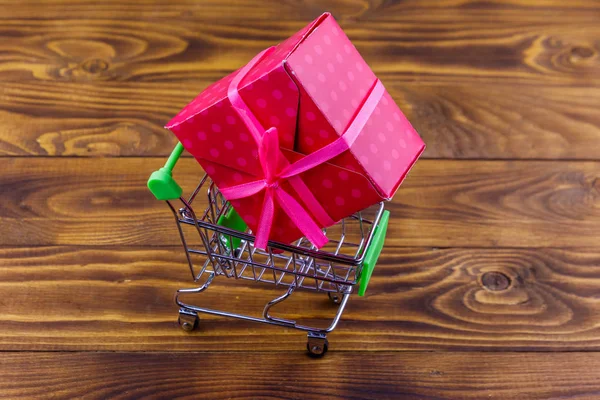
[358,210,390,296]
[148,142,184,200]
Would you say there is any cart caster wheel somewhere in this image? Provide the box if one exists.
[178,309,199,332]
[328,292,343,304]
[306,334,328,358]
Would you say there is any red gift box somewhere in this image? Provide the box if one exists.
[167,13,425,249]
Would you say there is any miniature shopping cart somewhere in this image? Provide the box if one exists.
[148,143,390,357]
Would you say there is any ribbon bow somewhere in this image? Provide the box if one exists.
[220,47,384,250]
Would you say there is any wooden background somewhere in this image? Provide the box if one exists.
[1,0,600,398]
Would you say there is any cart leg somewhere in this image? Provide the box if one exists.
[328,292,343,304]
[306,332,328,358]
[178,308,199,332]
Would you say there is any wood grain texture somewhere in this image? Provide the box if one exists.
[1,7,598,84]
[1,245,599,351]
[1,0,600,396]
[2,351,600,399]
[1,157,598,247]
[0,0,598,158]
[2,81,599,159]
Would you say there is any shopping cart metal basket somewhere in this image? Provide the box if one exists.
[148,143,390,357]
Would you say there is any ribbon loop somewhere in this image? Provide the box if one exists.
[259,127,280,184]
[220,179,267,200]
[274,188,328,248]
[254,188,276,250]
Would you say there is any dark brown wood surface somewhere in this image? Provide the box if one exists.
[1,0,599,398]
[2,352,600,400]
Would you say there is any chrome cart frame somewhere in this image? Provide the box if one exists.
[148,143,389,357]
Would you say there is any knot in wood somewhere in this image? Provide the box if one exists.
[481,271,511,291]
[81,58,110,74]
[570,46,594,59]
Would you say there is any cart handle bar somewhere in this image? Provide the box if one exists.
[148,142,185,201]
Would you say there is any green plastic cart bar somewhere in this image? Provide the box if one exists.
[147,142,185,201]
[148,141,249,230]
[217,206,248,251]
[357,210,389,296]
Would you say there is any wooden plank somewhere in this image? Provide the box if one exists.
[1,246,599,351]
[406,83,600,160]
[2,0,600,16]
[2,0,599,21]
[0,2,597,85]
[0,2,598,159]
[1,15,598,85]
[1,351,600,399]
[1,158,598,247]
[1,81,599,159]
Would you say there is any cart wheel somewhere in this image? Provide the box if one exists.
[178,309,199,332]
[328,292,343,305]
[306,334,329,358]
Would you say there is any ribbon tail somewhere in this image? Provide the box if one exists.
[254,189,275,250]
[259,127,280,183]
[288,176,335,227]
[219,179,267,200]
[274,188,328,249]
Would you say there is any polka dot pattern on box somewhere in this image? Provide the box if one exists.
[348,89,424,196]
[287,15,377,137]
[168,62,301,181]
[296,150,383,223]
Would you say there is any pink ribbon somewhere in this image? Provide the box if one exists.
[221,46,385,250]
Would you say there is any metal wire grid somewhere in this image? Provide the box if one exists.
[168,175,384,294]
